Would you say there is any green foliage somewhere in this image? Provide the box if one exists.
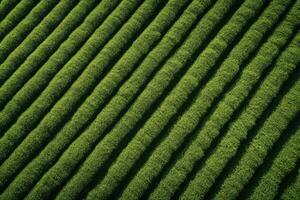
[0,0,196,198]
[54,0,217,199]
[0,0,93,87]
[249,128,300,200]
[0,0,173,199]
[139,2,300,199]
[0,0,40,40]
[0,0,123,135]
[0,0,60,62]
[0,0,22,22]
[86,0,279,199]
[0,0,135,161]
[215,78,300,200]
[0,0,299,199]
[180,31,300,199]
[281,168,300,200]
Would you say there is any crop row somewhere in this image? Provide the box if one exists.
[281,168,300,199]
[1,1,298,200]
[0,0,216,198]
[0,0,59,62]
[215,72,300,199]
[84,0,274,199]
[0,0,39,41]
[0,0,174,198]
[179,31,300,199]
[14,0,237,199]
[0,0,190,194]
[0,0,155,178]
[150,4,300,200]
[0,0,22,21]
[53,0,217,199]
[128,1,300,199]
[0,0,142,160]
[0,0,123,134]
[249,127,300,200]
[0,0,95,89]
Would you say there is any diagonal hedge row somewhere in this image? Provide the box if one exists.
[249,127,300,200]
[0,0,21,22]
[0,0,216,198]
[0,0,123,134]
[54,0,217,199]
[0,0,194,198]
[281,168,300,199]
[1,1,298,199]
[127,2,300,200]
[0,0,169,199]
[21,0,237,199]
[0,0,157,174]
[0,0,96,88]
[85,0,275,198]
[215,78,300,200]
[0,0,59,62]
[179,32,300,200]
[149,3,300,199]
[0,0,40,41]
[0,0,143,156]
[0,0,80,90]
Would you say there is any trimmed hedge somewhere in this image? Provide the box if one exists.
[281,168,300,200]
[0,0,191,198]
[86,0,278,199]
[0,0,123,134]
[150,2,300,199]
[0,0,94,87]
[0,0,22,22]
[249,128,300,200]
[215,78,300,200]
[180,31,300,199]
[0,0,59,62]
[0,0,299,199]
[20,0,236,199]
[129,1,298,199]
[0,0,40,41]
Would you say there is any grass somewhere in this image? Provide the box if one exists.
[0,0,299,199]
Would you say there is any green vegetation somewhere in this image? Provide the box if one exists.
[0,0,60,62]
[0,0,94,87]
[0,0,127,135]
[134,1,300,199]
[0,0,299,199]
[151,5,298,198]
[180,32,300,200]
[0,0,21,22]
[214,78,300,200]
[0,0,194,198]
[0,0,139,159]
[26,0,239,198]
[249,128,300,200]
[282,168,300,200]
[86,0,289,199]
[0,0,40,40]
